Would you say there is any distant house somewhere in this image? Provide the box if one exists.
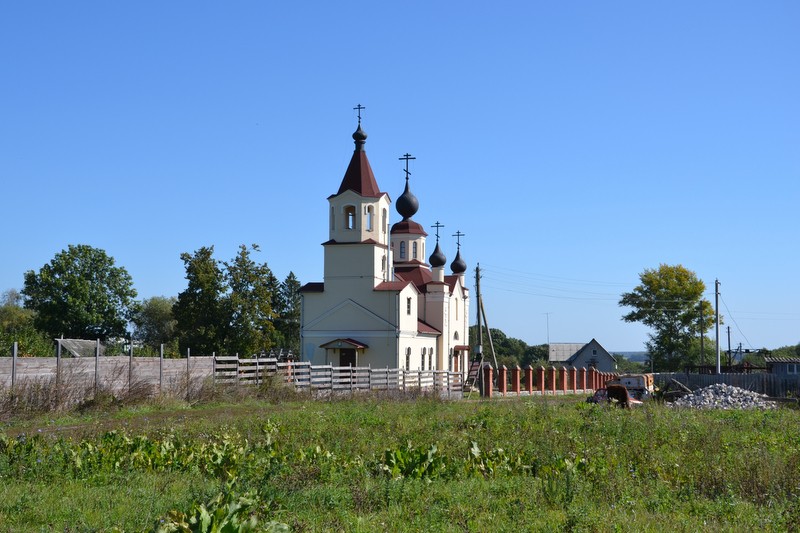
[548,339,617,373]
[764,356,800,376]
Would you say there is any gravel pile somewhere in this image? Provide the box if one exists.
[670,383,776,410]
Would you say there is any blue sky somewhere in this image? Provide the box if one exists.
[2,2,798,351]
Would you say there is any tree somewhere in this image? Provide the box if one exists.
[132,296,178,354]
[619,264,716,371]
[173,246,227,355]
[276,272,301,353]
[223,244,275,356]
[0,289,53,356]
[22,245,137,340]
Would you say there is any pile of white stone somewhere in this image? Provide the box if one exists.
[670,383,776,410]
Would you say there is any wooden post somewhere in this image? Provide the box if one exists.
[256,356,260,386]
[11,341,17,388]
[482,363,493,398]
[524,365,533,394]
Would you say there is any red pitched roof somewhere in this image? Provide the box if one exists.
[390,219,428,236]
[395,265,433,290]
[337,150,384,198]
[374,280,413,292]
[417,319,441,335]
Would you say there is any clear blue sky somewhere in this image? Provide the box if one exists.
[2,2,798,351]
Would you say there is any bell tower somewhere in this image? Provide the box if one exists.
[324,108,391,288]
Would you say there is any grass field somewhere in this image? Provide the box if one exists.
[1,384,799,532]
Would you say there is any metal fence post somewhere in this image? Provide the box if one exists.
[159,344,164,394]
[128,337,133,393]
[11,341,17,388]
[94,338,100,396]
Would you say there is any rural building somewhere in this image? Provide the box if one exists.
[763,356,800,375]
[300,117,470,372]
[548,339,617,373]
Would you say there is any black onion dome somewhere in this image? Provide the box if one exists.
[396,179,419,219]
[429,242,446,268]
[450,249,467,274]
[352,124,367,150]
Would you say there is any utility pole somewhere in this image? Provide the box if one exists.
[475,264,483,361]
[544,312,551,346]
[726,326,732,367]
[715,279,721,374]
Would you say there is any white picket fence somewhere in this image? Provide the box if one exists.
[213,357,464,397]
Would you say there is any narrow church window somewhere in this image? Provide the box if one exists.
[345,206,356,229]
[429,350,433,371]
[449,349,453,371]
[399,241,406,259]
[412,242,418,259]
[421,348,426,370]
[455,299,459,320]
[381,255,386,272]
[406,297,411,315]
[366,206,374,231]
[454,331,459,341]
[382,208,387,234]
[406,347,411,370]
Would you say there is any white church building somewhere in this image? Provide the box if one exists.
[300,117,470,373]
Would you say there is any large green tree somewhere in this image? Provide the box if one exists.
[223,244,275,356]
[173,246,228,355]
[132,296,178,354]
[619,264,716,371]
[22,245,137,340]
[276,272,301,354]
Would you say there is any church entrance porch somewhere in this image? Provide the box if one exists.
[319,338,369,367]
[339,348,356,367]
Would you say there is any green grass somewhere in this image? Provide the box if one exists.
[1,391,799,531]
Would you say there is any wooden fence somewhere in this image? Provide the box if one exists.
[654,372,800,397]
[212,357,464,397]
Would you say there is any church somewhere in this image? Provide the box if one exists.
[300,115,470,374]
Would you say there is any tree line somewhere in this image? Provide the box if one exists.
[0,244,300,357]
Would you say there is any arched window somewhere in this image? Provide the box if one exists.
[382,209,387,234]
[405,347,411,370]
[412,242,418,259]
[345,206,356,230]
[366,205,374,231]
[399,241,406,259]
[454,331,459,341]
[429,348,433,371]
[421,348,426,370]
[406,297,412,315]
[381,254,386,273]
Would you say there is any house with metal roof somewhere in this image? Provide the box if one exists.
[548,339,617,373]
[299,113,470,372]
[763,356,800,376]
